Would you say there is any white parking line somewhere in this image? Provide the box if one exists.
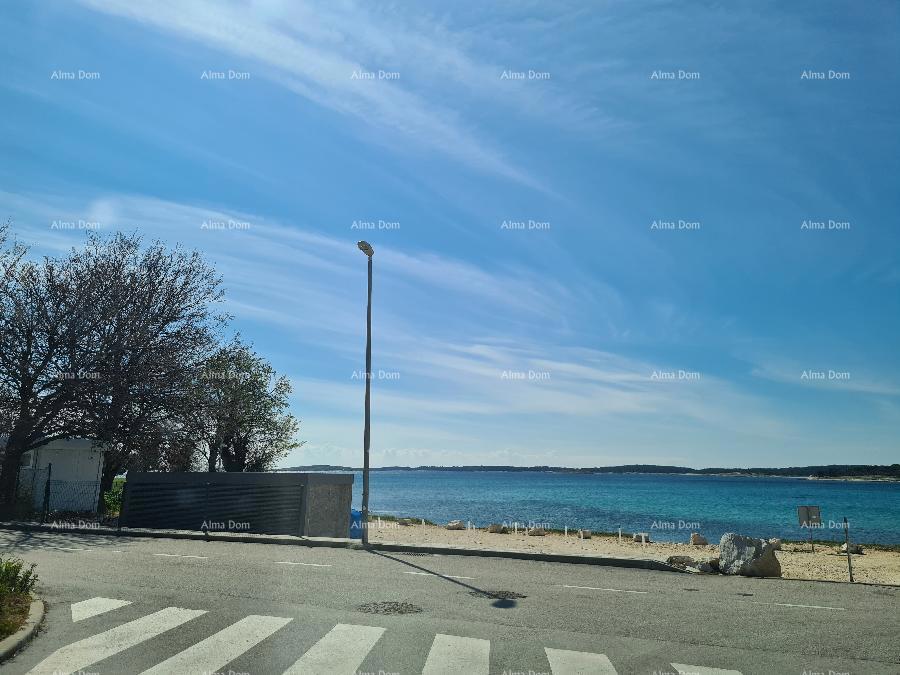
[274,561,332,567]
[401,571,475,580]
[152,553,208,560]
[753,601,845,611]
[561,585,648,594]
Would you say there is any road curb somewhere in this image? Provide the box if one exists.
[366,541,688,572]
[0,520,684,573]
[0,598,45,663]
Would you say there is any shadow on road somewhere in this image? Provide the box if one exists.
[367,549,522,608]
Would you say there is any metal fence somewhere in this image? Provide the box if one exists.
[120,472,353,537]
[13,466,103,522]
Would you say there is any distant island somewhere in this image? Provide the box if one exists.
[278,463,900,480]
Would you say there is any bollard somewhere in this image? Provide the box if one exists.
[618,527,622,544]
[844,517,854,582]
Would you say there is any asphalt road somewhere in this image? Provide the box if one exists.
[1,528,898,674]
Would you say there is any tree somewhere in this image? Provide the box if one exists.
[0,228,99,508]
[0,230,224,510]
[72,233,224,496]
[193,338,301,472]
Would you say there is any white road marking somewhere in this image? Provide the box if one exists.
[283,623,385,674]
[71,597,131,622]
[672,663,742,675]
[152,553,208,559]
[27,606,206,675]
[274,561,332,567]
[401,571,475,580]
[141,614,292,675]
[545,647,618,674]
[422,634,490,674]
[561,585,648,594]
[753,601,845,611]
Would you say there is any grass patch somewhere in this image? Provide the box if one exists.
[0,592,31,640]
[0,556,38,640]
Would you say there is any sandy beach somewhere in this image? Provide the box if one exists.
[369,520,900,586]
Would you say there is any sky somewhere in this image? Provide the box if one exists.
[1,1,899,469]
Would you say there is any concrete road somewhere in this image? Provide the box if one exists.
[1,528,897,674]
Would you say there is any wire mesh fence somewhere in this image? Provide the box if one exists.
[13,467,105,523]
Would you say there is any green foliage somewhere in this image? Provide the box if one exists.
[102,480,124,515]
[0,556,38,598]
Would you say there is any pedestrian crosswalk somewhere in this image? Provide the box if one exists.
[25,597,744,675]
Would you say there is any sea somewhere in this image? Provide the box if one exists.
[342,470,900,544]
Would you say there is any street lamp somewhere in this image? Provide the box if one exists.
[357,240,374,544]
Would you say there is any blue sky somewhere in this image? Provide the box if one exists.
[2,1,899,468]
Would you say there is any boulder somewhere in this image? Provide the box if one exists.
[446,520,465,530]
[578,529,592,539]
[768,538,782,550]
[697,557,720,574]
[487,523,508,534]
[840,543,863,555]
[527,527,546,536]
[719,533,781,577]
[633,532,650,543]
[690,533,708,546]
[666,555,696,568]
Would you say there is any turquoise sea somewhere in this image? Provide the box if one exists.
[346,470,900,544]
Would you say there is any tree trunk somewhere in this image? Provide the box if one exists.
[0,442,23,512]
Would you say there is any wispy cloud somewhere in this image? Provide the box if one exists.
[73,0,575,191]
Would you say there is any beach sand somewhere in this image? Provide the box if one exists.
[369,521,900,585]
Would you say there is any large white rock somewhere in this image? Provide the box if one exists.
[527,527,547,536]
[487,523,507,534]
[633,532,651,543]
[719,533,781,577]
[840,543,863,554]
[446,520,465,530]
[690,533,708,546]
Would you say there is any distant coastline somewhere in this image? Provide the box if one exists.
[277,463,900,481]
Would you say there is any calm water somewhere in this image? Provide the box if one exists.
[343,470,900,544]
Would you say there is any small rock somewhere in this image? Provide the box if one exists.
[487,523,508,534]
[690,533,708,546]
[768,538,782,550]
[527,527,546,536]
[719,533,781,577]
[446,520,465,530]
[840,543,863,554]
[578,529,592,539]
[667,555,696,567]
[632,532,651,543]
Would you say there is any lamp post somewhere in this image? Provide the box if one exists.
[357,240,374,544]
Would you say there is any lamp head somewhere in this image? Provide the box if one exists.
[357,240,374,257]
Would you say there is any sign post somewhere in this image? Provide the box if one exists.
[797,505,821,552]
[843,516,854,582]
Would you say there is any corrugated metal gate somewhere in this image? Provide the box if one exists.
[120,472,306,536]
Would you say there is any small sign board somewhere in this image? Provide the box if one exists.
[797,505,822,528]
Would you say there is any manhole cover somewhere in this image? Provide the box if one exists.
[468,590,526,600]
[357,601,423,615]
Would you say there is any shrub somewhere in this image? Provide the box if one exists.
[0,556,38,598]
[103,481,124,515]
